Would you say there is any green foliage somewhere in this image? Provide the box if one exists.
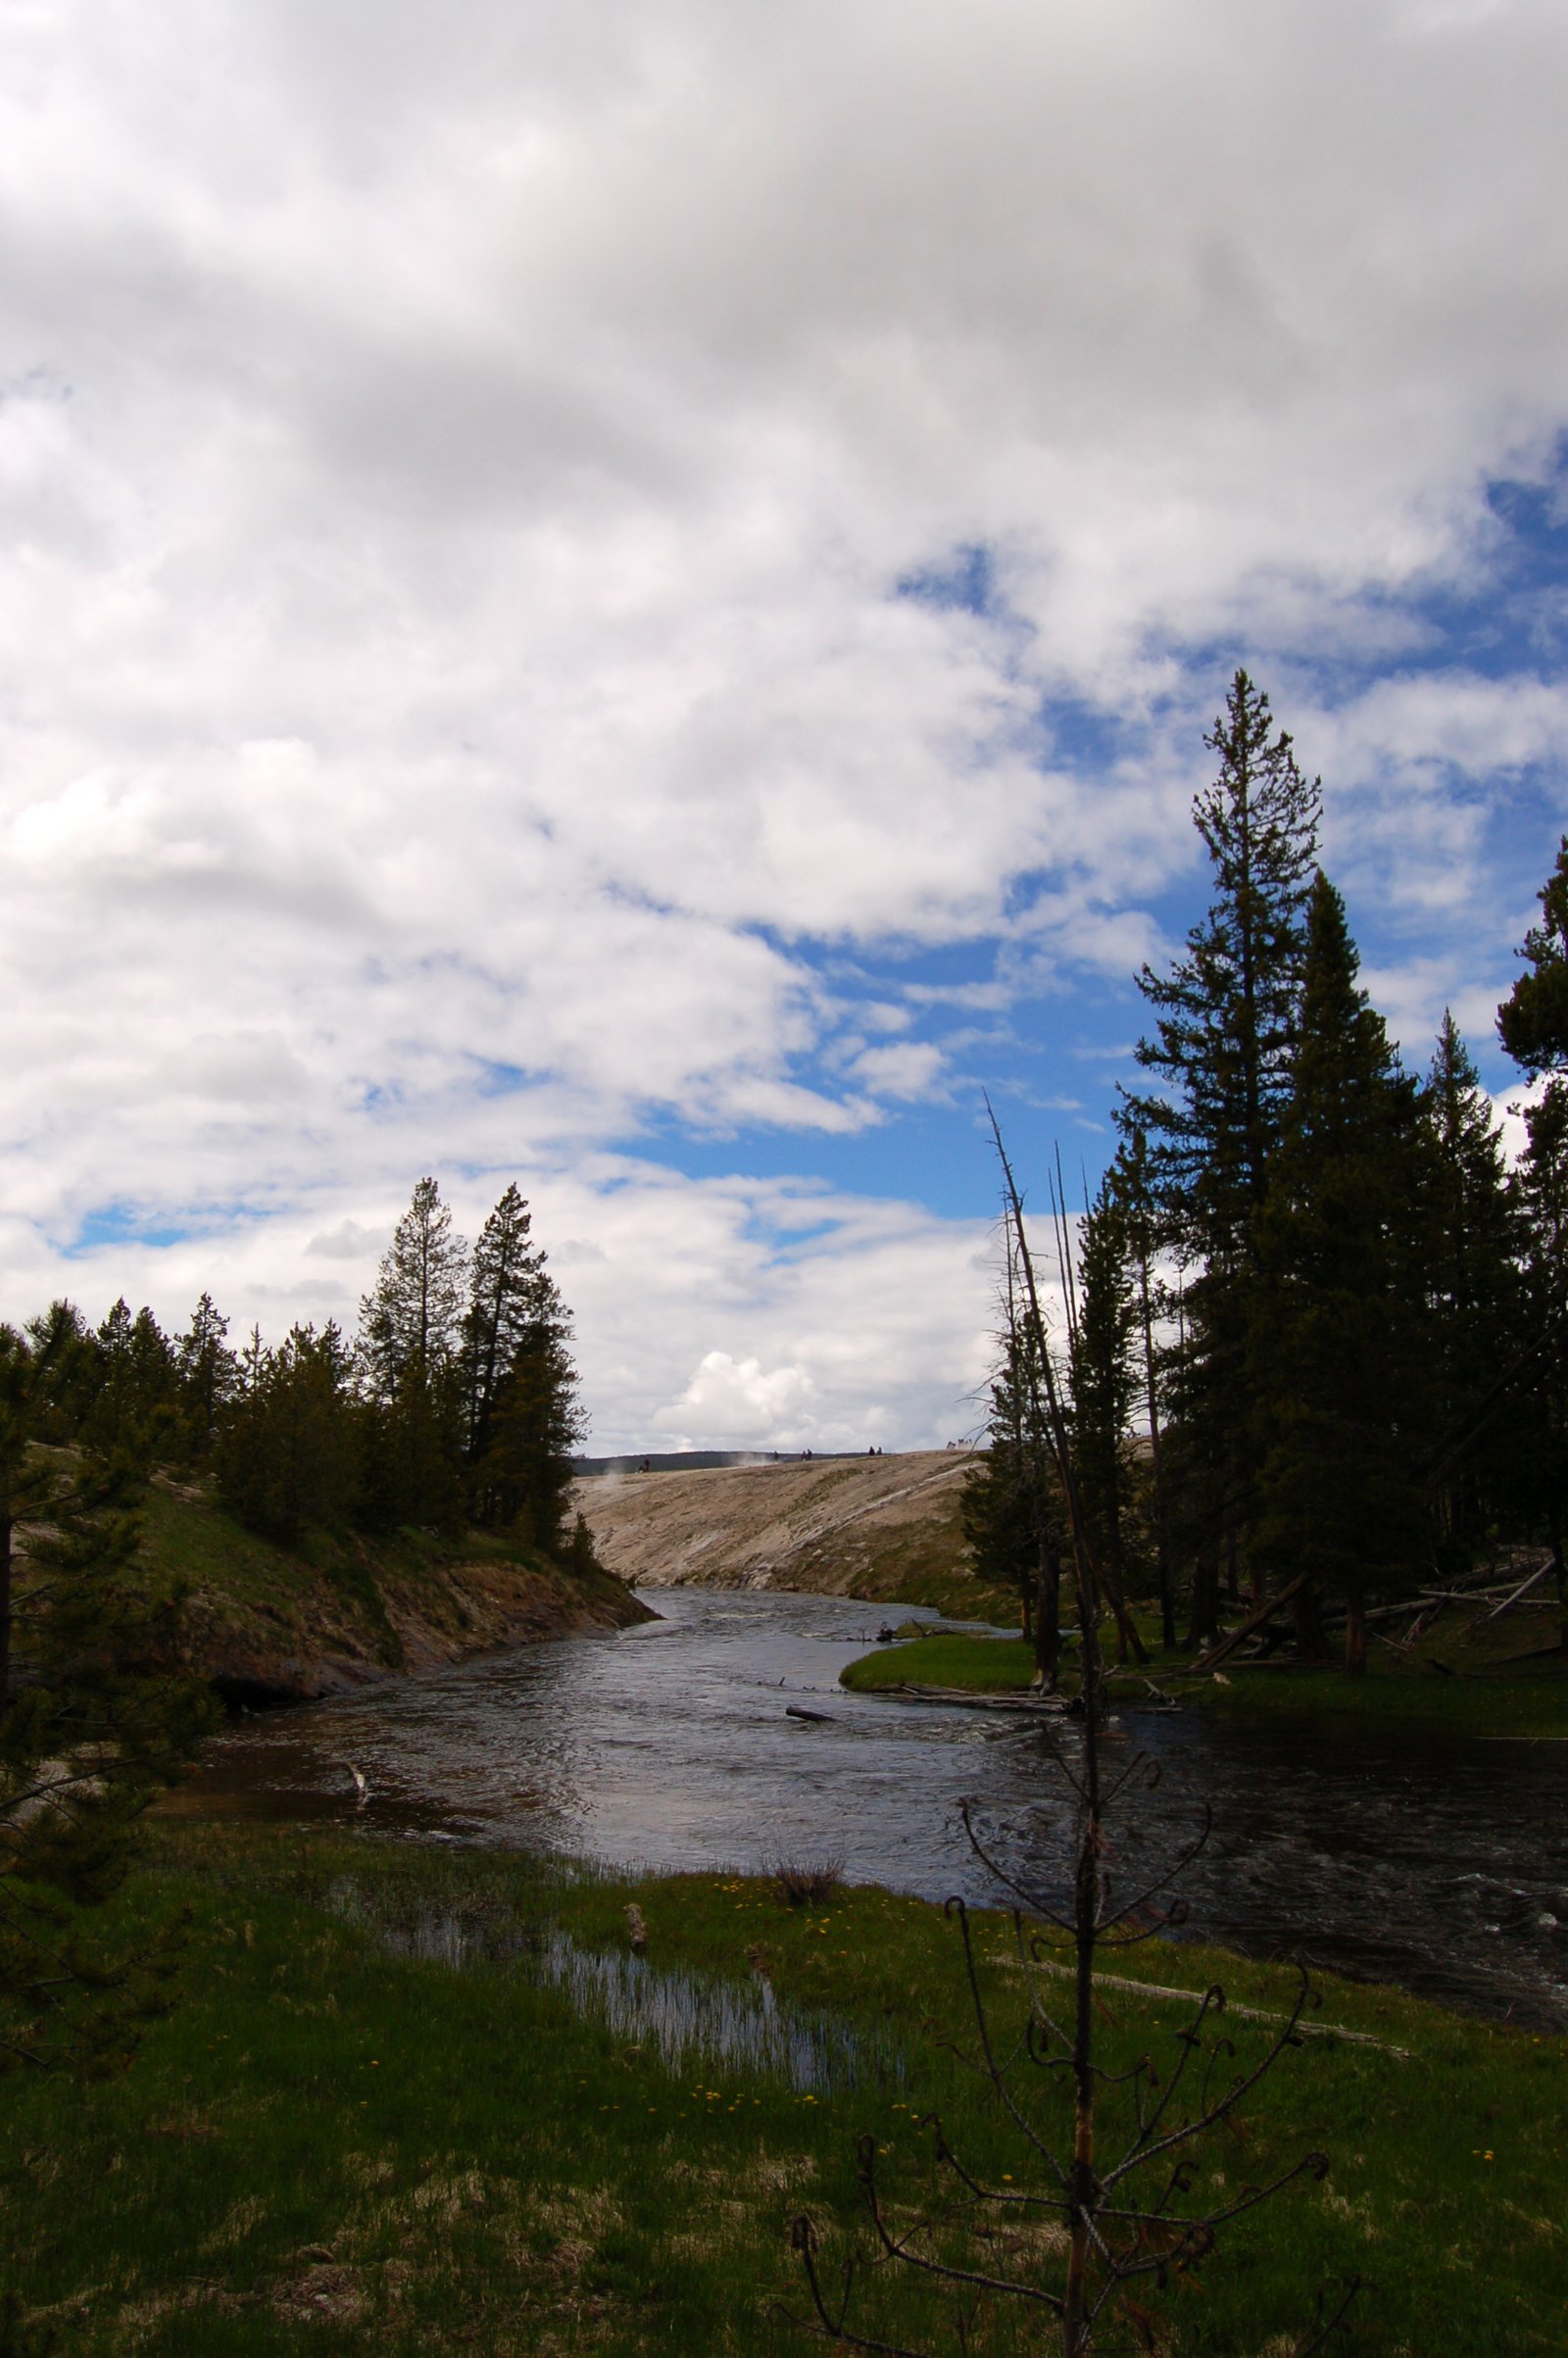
[0,1326,213,2079]
[1124,670,1323,1644]
[960,1284,1058,1648]
[1419,1013,1526,1567]
[1497,832,1568,1076]
[1248,876,1434,1663]
[216,1322,361,1544]
[1066,1163,1138,1593]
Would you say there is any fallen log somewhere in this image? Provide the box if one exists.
[1173,1572,1311,1676]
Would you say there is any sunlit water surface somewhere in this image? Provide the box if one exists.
[167,1587,1568,2028]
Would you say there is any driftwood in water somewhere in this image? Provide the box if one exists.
[785,1703,834,1724]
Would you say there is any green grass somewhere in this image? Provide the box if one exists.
[840,1616,1568,1740]
[839,1632,1036,1693]
[2,1825,1563,2354]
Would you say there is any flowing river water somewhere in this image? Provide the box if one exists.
[166,1587,1568,2029]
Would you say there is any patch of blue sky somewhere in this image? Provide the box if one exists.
[640,472,1567,1224]
[64,1204,194,1256]
[896,540,995,617]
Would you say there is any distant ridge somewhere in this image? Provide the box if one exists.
[572,1449,867,1477]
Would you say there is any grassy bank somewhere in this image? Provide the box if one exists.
[132,1475,651,1701]
[3,1825,1564,2353]
[840,1621,1568,1740]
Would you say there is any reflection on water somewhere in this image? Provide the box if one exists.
[533,1935,900,2093]
[169,1588,1568,2029]
[320,1877,893,2091]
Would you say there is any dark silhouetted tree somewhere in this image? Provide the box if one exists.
[1249,875,1433,1670]
[216,1322,359,1543]
[1497,834,1568,1077]
[0,1324,211,2078]
[358,1178,468,1528]
[1419,1012,1522,1567]
[1124,670,1321,1643]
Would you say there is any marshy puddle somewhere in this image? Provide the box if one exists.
[325,1882,900,2093]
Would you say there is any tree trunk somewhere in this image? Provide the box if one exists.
[1344,1593,1367,1675]
[1034,1536,1060,1691]
[1293,1578,1326,1660]
[0,1510,10,1701]
[1186,1533,1220,1652]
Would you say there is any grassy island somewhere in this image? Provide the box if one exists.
[840,1617,1568,1742]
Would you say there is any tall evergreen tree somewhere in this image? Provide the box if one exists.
[172,1294,236,1471]
[1116,1129,1177,1647]
[461,1183,551,1472]
[1509,1083,1568,1591]
[1497,834,1568,1077]
[1,1323,211,2075]
[1496,839,1568,1590]
[1123,670,1321,1641]
[479,1317,584,1553]
[86,1302,177,1468]
[962,1243,1065,1684]
[1418,1013,1522,1566]
[216,1322,359,1543]
[1066,1167,1137,1610]
[1249,874,1433,1670]
[459,1184,582,1546]
[358,1179,468,1528]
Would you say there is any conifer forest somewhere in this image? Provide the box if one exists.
[962,669,1568,1677]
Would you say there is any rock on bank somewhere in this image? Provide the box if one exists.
[572,1449,1007,1618]
[138,1476,654,1707]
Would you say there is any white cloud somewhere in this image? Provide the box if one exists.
[0,1,1562,1433]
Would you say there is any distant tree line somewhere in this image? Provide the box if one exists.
[12,1178,584,1557]
[965,670,1568,1673]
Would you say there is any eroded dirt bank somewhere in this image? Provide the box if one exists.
[571,1449,1005,1617]
[190,1549,654,1708]
[134,1478,654,1708]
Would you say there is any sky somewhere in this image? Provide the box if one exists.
[1,0,1565,1452]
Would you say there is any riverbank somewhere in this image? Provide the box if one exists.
[840,1623,1568,1740]
[137,1474,654,1706]
[3,1822,1561,2354]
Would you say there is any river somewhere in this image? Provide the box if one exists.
[166,1587,1568,2029]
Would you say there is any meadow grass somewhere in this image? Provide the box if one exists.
[2,1823,1563,2353]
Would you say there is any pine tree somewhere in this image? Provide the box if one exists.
[172,1294,236,1471]
[1067,1167,1137,1609]
[86,1302,177,1468]
[216,1323,359,1543]
[962,1247,1066,1684]
[358,1179,468,1528]
[1124,671,1321,1642]
[1116,1130,1177,1648]
[0,1324,212,2075]
[1497,835,1568,1076]
[1496,840,1568,1591]
[1509,1082,1568,1589]
[479,1319,585,1553]
[1249,874,1433,1670]
[1418,1013,1522,1567]
[461,1183,551,1473]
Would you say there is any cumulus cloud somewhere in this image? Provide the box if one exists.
[0,0,1562,1434]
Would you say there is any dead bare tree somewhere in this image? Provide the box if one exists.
[784,1122,1359,2357]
